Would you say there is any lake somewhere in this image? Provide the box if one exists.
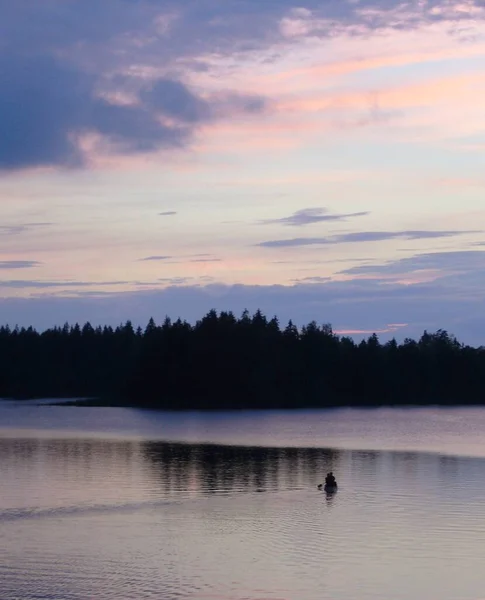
[1,403,485,600]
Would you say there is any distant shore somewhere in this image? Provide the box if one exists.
[12,396,485,411]
[1,310,484,410]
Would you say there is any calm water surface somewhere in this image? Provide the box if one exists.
[1,403,485,600]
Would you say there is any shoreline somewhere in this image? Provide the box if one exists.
[17,397,485,411]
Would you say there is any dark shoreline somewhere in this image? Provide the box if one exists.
[2,310,485,409]
[30,398,485,410]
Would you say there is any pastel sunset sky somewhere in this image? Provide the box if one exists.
[2,0,485,342]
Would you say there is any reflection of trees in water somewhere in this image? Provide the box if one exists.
[350,449,427,484]
[0,438,138,480]
[389,451,421,481]
[349,449,381,480]
[0,439,342,494]
[3,437,485,499]
[439,454,459,476]
[141,443,342,494]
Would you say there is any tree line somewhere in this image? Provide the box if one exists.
[0,309,484,408]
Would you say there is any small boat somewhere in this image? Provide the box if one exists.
[317,481,338,493]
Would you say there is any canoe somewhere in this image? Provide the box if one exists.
[324,483,337,493]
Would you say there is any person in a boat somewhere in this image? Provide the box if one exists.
[325,472,336,487]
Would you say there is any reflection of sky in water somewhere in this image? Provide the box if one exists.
[2,403,485,457]
[1,407,485,599]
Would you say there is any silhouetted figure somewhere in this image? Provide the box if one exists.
[318,471,338,490]
[323,471,337,492]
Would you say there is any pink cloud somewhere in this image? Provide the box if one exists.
[271,43,485,86]
[191,10,485,93]
[433,177,485,188]
[335,323,408,335]
[189,66,485,159]
[182,9,485,153]
[335,269,444,286]
[277,71,485,113]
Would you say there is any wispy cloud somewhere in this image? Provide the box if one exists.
[334,323,408,336]
[340,250,485,279]
[189,258,222,263]
[138,255,174,262]
[0,280,132,289]
[257,230,479,248]
[0,261,42,269]
[0,223,54,236]
[158,277,193,285]
[3,270,485,344]
[260,207,369,227]
[291,276,332,283]
[137,254,221,263]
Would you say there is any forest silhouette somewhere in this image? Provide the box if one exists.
[1,309,483,408]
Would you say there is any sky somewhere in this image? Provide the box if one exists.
[1,0,485,344]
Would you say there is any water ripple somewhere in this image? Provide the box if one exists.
[2,409,485,599]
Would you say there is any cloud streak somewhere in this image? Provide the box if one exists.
[138,256,174,262]
[138,254,221,263]
[0,280,134,289]
[340,250,485,278]
[260,207,369,227]
[2,270,485,345]
[257,230,479,248]
[0,223,54,236]
[0,261,42,269]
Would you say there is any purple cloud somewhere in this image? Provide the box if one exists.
[0,261,42,269]
[1,0,481,170]
[0,280,132,289]
[0,54,266,170]
[1,268,485,345]
[0,223,54,235]
[158,277,194,285]
[291,276,332,283]
[138,254,221,264]
[138,256,174,262]
[340,251,485,278]
[260,208,370,227]
[257,230,480,248]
